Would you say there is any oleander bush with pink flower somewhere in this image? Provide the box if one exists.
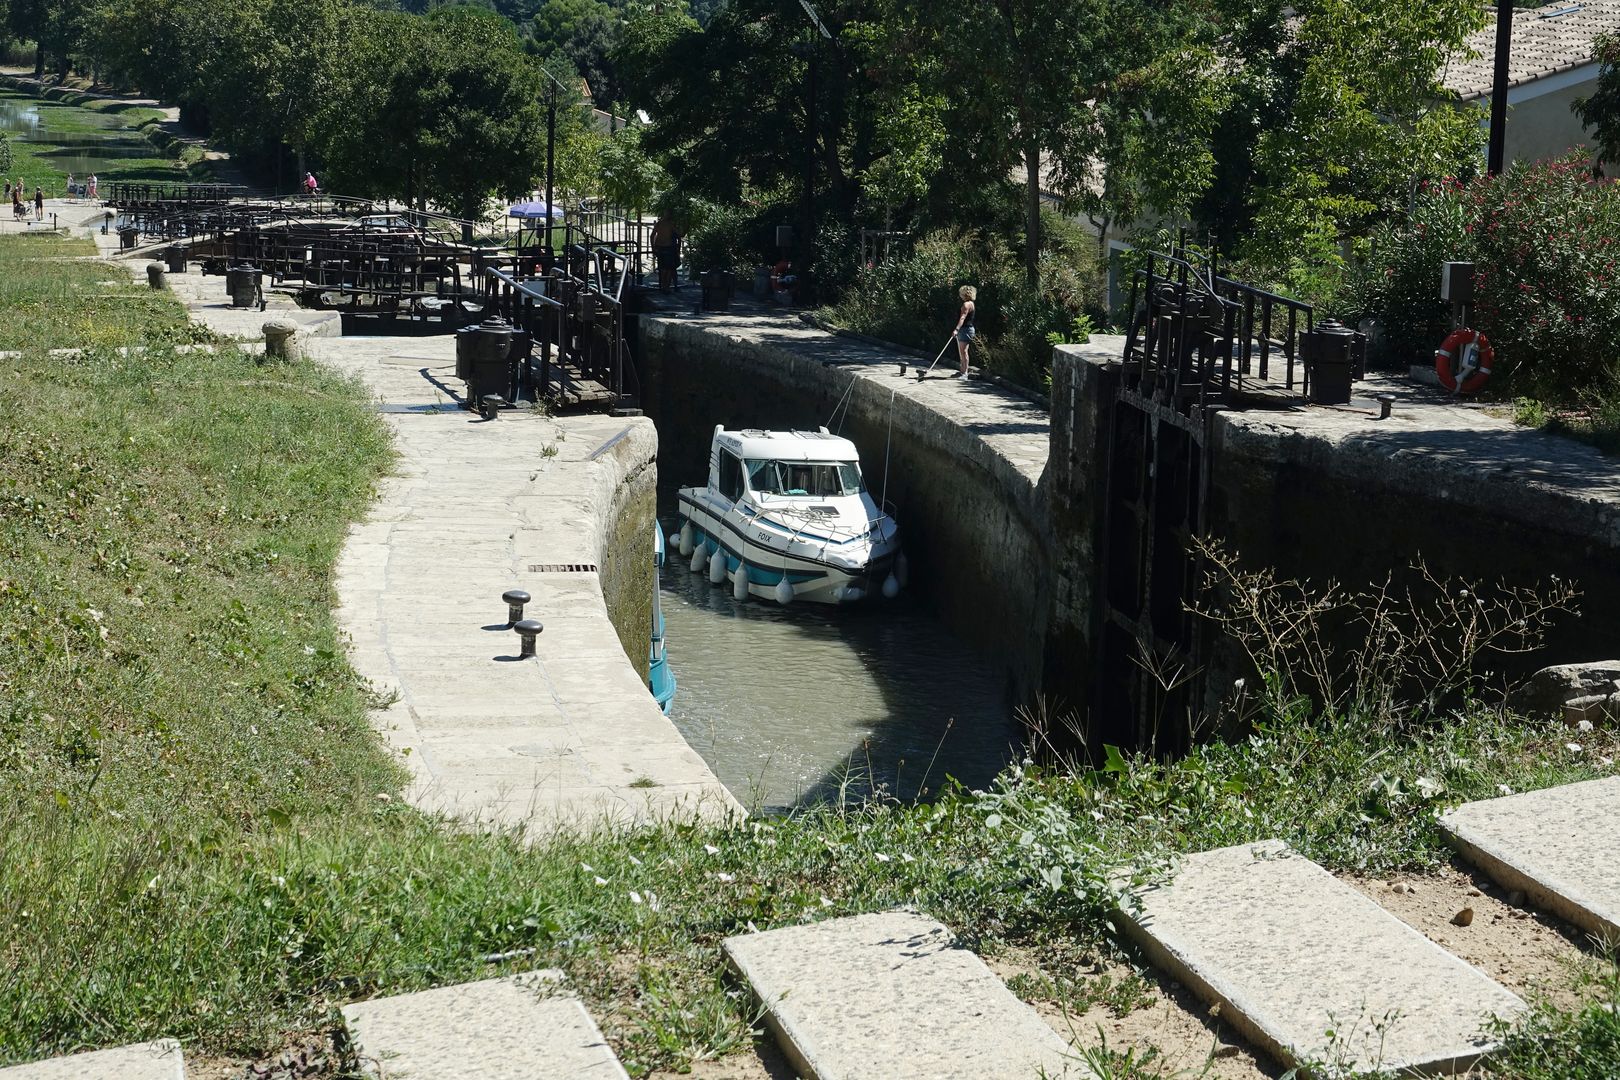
[1350,153,1620,403]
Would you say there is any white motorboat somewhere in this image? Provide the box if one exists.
[675,426,904,605]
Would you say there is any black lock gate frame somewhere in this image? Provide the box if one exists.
[1096,247,1315,755]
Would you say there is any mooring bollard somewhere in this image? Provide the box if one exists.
[480,394,504,420]
[1376,393,1397,421]
[145,261,167,290]
[514,618,543,659]
[502,588,531,626]
[262,318,301,362]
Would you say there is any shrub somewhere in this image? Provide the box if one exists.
[825,212,1103,392]
[1348,154,1620,397]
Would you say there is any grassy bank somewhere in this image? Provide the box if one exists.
[1,85,191,193]
[0,234,1617,1078]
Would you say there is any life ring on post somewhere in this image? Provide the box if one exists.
[1435,328,1494,394]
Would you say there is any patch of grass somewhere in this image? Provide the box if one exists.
[0,234,212,350]
[1487,957,1620,1079]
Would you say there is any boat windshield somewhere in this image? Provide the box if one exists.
[747,459,863,496]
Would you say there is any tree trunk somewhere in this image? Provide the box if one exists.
[1023,135,1042,290]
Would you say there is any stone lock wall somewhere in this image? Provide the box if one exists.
[589,420,659,684]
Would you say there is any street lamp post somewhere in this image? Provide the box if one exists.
[796,0,832,304]
[539,67,571,256]
[1487,0,1514,175]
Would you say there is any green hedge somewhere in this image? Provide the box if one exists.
[1350,154,1620,399]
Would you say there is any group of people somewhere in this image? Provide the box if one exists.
[5,179,44,221]
[62,173,98,199]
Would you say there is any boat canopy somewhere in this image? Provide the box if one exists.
[715,427,861,464]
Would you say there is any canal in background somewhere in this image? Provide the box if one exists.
[657,511,1019,814]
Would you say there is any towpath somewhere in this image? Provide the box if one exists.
[152,266,739,832]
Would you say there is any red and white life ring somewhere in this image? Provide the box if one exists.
[1435,329,1494,394]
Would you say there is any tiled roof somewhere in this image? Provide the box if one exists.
[1444,0,1620,100]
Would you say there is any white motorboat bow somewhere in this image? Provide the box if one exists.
[675,426,904,605]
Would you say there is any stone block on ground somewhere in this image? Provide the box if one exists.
[1115,840,1525,1075]
[0,1040,184,1079]
[1440,775,1620,943]
[1512,661,1620,716]
[340,972,628,1080]
[722,909,1094,1079]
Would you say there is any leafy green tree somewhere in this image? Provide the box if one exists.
[1227,0,1486,267]
[390,6,548,222]
[0,132,12,176]
[868,0,1218,286]
[598,122,665,212]
[530,0,622,105]
[1574,33,1620,171]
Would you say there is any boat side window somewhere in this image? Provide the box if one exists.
[838,463,864,494]
[746,458,781,493]
[718,450,744,501]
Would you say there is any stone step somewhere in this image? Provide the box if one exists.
[722,909,1095,1080]
[1440,775,1620,943]
[340,972,629,1080]
[1114,840,1525,1075]
[0,1040,184,1079]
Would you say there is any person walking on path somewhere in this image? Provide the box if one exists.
[88,174,97,200]
[650,215,677,290]
[951,284,977,378]
[11,184,22,221]
[303,172,318,197]
[33,185,44,221]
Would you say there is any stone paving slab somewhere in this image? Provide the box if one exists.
[1440,776,1620,942]
[342,973,628,1080]
[0,1040,184,1080]
[1115,840,1526,1075]
[722,910,1094,1080]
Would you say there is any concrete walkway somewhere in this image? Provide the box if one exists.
[147,265,737,832]
[320,333,737,829]
[724,910,1094,1080]
[1442,776,1620,943]
[1219,372,1620,549]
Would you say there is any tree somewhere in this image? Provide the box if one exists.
[394,7,548,222]
[530,0,623,106]
[1574,33,1620,170]
[1217,0,1486,266]
[871,0,1218,286]
[598,122,666,212]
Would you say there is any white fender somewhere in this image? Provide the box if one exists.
[882,573,900,599]
[775,578,794,605]
[678,521,694,557]
[708,548,726,584]
[689,543,706,572]
[733,562,750,600]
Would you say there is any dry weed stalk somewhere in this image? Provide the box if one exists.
[1189,538,1579,724]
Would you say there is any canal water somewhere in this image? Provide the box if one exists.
[656,506,1019,814]
[0,93,164,177]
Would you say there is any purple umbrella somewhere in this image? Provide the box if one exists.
[508,201,564,220]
